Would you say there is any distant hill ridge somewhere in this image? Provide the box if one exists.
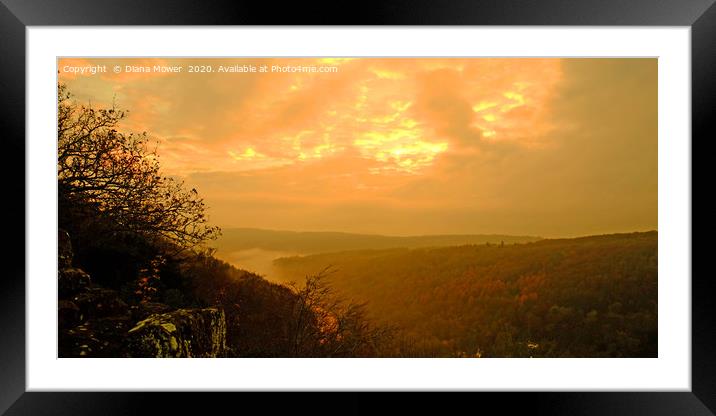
[216,227,543,254]
[274,231,658,262]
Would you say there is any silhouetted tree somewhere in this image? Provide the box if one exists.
[289,270,389,357]
[57,84,219,253]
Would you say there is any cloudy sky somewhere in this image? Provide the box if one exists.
[58,57,657,237]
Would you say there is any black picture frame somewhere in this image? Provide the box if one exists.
[0,0,709,414]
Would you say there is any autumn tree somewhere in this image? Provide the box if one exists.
[57,84,219,254]
[289,270,390,357]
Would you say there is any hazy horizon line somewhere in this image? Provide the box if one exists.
[215,226,658,240]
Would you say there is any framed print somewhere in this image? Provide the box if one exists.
[1,0,710,414]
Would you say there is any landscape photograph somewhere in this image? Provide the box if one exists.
[56,57,657,358]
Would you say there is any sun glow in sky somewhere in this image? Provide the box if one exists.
[59,58,657,237]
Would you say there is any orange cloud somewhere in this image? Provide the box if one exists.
[59,58,656,237]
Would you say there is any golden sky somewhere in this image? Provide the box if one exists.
[58,57,657,237]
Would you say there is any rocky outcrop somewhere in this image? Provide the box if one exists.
[125,308,227,358]
[58,300,81,328]
[72,287,130,321]
[130,301,174,322]
[59,315,134,357]
[58,284,134,357]
[58,268,92,298]
[57,229,228,358]
[58,230,91,297]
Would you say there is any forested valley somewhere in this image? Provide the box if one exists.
[271,232,658,357]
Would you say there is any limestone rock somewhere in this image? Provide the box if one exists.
[125,308,227,358]
[58,267,92,298]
